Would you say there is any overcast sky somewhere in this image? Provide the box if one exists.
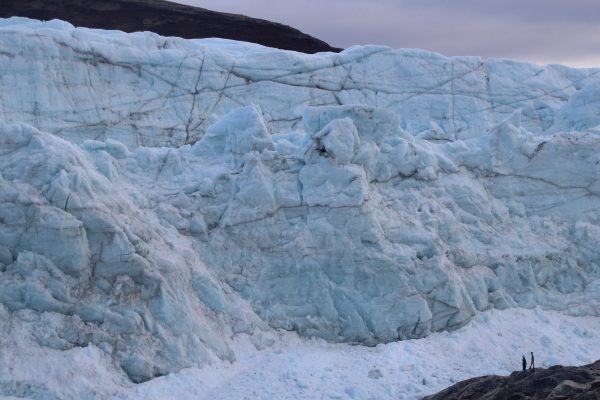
[174,0,600,67]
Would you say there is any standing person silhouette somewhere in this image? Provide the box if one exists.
[522,355,527,371]
[529,352,535,371]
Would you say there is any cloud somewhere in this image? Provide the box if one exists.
[173,0,600,67]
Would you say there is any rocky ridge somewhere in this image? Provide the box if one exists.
[422,360,600,400]
[0,0,341,53]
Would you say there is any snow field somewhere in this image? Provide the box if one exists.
[115,308,600,400]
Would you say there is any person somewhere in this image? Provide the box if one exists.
[529,352,535,371]
[522,355,527,371]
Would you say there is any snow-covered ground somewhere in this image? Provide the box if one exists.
[1,307,597,399]
[112,308,599,400]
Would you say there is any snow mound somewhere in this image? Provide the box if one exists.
[0,18,599,387]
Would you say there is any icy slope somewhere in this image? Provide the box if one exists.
[0,17,599,386]
[0,121,266,383]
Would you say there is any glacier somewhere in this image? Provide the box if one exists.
[0,17,599,391]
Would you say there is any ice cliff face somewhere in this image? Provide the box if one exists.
[1,18,599,382]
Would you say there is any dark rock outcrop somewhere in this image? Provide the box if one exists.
[0,0,341,53]
[423,360,600,400]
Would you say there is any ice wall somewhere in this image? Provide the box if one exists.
[0,121,268,383]
[0,18,599,385]
[2,18,600,148]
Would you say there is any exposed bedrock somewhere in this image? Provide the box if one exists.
[422,360,600,400]
[0,0,340,53]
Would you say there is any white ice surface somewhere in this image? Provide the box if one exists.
[114,308,600,400]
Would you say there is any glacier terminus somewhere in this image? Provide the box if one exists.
[0,17,599,397]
